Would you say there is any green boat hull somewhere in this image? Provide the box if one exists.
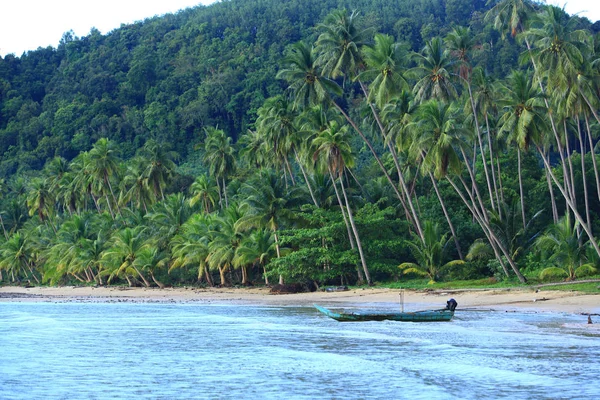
[314,304,454,322]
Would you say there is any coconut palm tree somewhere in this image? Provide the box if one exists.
[233,229,277,285]
[26,178,55,228]
[357,33,409,109]
[138,139,178,201]
[189,174,219,214]
[484,0,535,38]
[399,220,464,283]
[0,232,39,283]
[88,138,121,218]
[411,37,458,104]
[497,70,546,229]
[536,216,597,281]
[207,204,246,286]
[408,100,464,259]
[170,213,214,286]
[101,226,151,287]
[237,170,305,284]
[315,9,373,81]
[275,41,342,110]
[312,120,371,285]
[202,127,236,209]
[119,157,156,214]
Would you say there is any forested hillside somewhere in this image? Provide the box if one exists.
[0,0,599,289]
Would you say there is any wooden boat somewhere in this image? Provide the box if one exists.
[314,304,455,322]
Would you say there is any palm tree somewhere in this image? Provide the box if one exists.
[233,229,277,285]
[202,127,236,209]
[134,245,170,288]
[536,216,597,281]
[408,100,464,259]
[0,232,39,283]
[0,178,8,239]
[170,213,214,286]
[26,178,55,228]
[497,70,547,230]
[238,170,304,284]
[357,33,408,109]
[276,42,342,110]
[484,0,535,38]
[312,121,371,285]
[101,227,151,287]
[207,204,246,286]
[411,37,457,104]
[145,193,193,247]
[189,174,218,214]
[399,220,464,283]
[138,139,178,201]
[119,157,156,214]
[88,138,121,218]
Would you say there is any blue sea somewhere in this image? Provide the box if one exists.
[1,302,599,399]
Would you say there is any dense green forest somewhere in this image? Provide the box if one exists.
[1,0,599,288]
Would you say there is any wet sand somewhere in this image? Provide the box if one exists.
[1,285,599,315]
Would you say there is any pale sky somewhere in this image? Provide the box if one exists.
[0,0,217,57]
[0,0,599,57]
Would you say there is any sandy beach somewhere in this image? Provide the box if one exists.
[1,285,599,316]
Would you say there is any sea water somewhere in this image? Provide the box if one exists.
[1,302,599,400]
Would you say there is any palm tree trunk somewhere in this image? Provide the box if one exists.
[215,179,223,209]
[535,144,600,258]
[496,155,505,209]
[544,149,559,223]
[0,214,8,240]
[565,121,577,206]
[329,170,357,250]
[448,177,524,281]
[429,172,463,260]
[150,271,166,289]
[485,113,501,212]
[340,170,371,285]
[222,177,229,208]
[465,81,495,210]
[332,101,425,242]
[358,81,418,233]
[204,264,215,287]
[294,149,318,207]
[584,114,600,202]
[219,265,229,286]
[273,232,284,285]
[577,117,591,233]
[132,266,151,287]
[284,156,296,186]
[517,147,526,230]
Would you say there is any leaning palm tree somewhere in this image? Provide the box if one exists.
[399,220,464,284]
[408,100,464,259]
[312,121,371,285]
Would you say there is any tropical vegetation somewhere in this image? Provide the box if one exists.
[1,0,599,289]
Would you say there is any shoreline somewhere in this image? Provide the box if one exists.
[1,285,599,316]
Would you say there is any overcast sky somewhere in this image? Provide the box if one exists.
[1,0,599,57]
